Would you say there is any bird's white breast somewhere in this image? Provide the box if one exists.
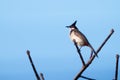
[70,31,84,46]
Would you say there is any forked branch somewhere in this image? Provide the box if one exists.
[74,29,114,80]
[27,50,45,80]
[26,50,41,80]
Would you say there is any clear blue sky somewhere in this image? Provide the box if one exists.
[0,0,120,80]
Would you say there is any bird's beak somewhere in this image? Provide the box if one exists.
[66,26,70,28]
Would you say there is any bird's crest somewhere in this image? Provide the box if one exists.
[66,20,78,29]
[71,20,77,27]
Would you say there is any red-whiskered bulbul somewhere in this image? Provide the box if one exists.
[66,21,98,58]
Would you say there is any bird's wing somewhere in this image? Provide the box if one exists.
[76,30,98,57]
[74,29,89,45]
[74,29,98,57]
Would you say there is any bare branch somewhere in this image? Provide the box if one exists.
[26,50,41,80]
[74,41,86,66]
[40,73,45,80]
[114,54,119,80]
[74,29,114,80]
[96,29,114,53]
[81,75,96,80]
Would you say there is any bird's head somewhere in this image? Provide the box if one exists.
[66,20,78,30]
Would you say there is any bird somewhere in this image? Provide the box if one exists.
[66,21,98,58]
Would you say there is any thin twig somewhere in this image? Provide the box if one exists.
[40,73,45,80]
[74,41,86,66]
[114,54,119,80]
[26,50,41,80]
[96,29,114,53]
[81,75,96,80]
[74,29,114,80]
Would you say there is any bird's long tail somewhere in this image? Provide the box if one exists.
[88,44,98,58]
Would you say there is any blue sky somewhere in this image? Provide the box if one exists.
[0,0,120,80]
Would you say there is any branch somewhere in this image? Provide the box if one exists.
[40,73,45,80]
[74,41,86,66]
[114,54,119,80]
[74,29,114,80]
[26,50,41,80]
[81,75,96,80]
[96,29,114,53]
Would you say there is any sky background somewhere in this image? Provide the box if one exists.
[0,0,120,80]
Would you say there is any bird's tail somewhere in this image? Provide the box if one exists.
[88,44,98,58]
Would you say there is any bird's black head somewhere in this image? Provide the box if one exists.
[66,21,78,29]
